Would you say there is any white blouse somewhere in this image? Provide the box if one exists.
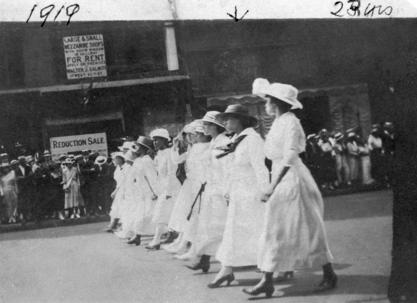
[264,112,306,167]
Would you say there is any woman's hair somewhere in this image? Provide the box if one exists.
[268,95,292,113]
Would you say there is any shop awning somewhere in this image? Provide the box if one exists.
[0,75,190,96]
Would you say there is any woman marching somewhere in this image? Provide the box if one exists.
[174,120,211,261]
[124,136,158,246]
[208,104,270,288]
[146,129,181,250]
[186,111,230,273]
[105,152,127,233]
[164,123,197,254]
[243,78,337,298]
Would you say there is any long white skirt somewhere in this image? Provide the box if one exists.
[216,176,265,267]
[194,184,228,256]
[109,190,123,220]
[257,159,333,273]
[168,179,193,232]
[182,181,205,243]
[121,196,156,236]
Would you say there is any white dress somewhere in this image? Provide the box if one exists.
[168,148,192,232]
[115,163,138,239]
[216,128,269,266]
[194,133,230,256]
[119,155,158,236]
[152,148,181,225]
[257,112,333,273]
[109,164,123,220]
[181,142,211,243]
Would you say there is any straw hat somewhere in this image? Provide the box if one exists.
[190,119,205,134]
[64,158,75,165]
[10,160,18,166]
[252,78,303,110]
[218,104,258,127]
[334,132,344,141]
[136,136,154,150]
[0,162,9,168]
[202,111,225,128]
[111,152,125,160]
[94,155,107,165]
[118,141,135,152]
[150,128,170,141]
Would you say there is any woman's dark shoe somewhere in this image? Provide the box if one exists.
[127,235,141,246]
[275,271,294,283]
[186,255,210,273]
[145,244,161,251]
[242,281,275,298]
[315,274,338,292]
[207,273,235,288]
[161,231,179,245]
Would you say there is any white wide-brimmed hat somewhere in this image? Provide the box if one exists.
[202,111,225,128]
[190,119,205,134]
[150,128,170,141]
[94,155,107,165]
[64,158,75,164]
[111,152,125,160]
[183,123,195,134]
[124,150,136,162]
[252,78,303,110]
[118,141,135,152]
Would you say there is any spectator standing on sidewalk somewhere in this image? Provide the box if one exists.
[346,130,360,184]
[333,132,350,187]
[368,124,385,184]
[317,129,336,190]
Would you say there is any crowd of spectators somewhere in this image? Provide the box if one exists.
[0,149,115,224]
[302,121,395,190]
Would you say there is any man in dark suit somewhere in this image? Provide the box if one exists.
[92,156,112,215]
[15,156,33,223]
[79,150,95,216]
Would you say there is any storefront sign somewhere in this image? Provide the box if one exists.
[50,133,108,159]
[63,34,107,80]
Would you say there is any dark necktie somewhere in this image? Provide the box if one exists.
[215,135,247,159]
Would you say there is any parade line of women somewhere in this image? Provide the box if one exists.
[105,78,338,298]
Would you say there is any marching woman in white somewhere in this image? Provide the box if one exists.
[146,129,181,250]
[114,149,137,239]
[164,123,196,254]
[174,120,211,261]
[243,79,337,298]
[105,152,127,232]
[124,136,159,246]
[208,104,270,288]
[187,111,230,273]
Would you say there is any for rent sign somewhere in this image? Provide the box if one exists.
[63,34,107,80]
[50,133,108,159]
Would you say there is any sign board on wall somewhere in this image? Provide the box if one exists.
[63,34,107,80]
[50,133,108,159]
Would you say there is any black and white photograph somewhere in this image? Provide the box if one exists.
[0,0,417,302]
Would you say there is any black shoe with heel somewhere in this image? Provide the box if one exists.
[315,273,338,292]
[127,235,141,246]
[242,281,274,298]
[207,273,235,288]
[145,244,161,251]
[186,255,210,273]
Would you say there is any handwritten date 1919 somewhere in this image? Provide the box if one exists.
[26,3,80,27]
[331,0,393,18]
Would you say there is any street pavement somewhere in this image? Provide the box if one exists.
[0,190,392,303]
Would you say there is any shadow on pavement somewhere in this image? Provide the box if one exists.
[235,273,388,300]
[324,190,392,221]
